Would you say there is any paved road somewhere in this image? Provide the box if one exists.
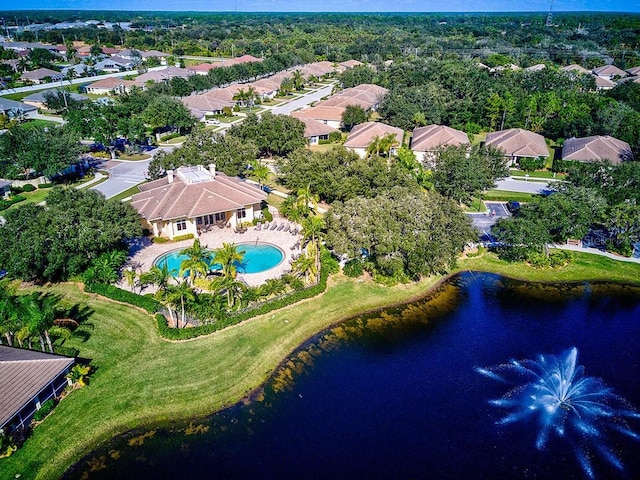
[0,66,166,96]
[467,201,512,238]
[494,178,555,194]
[271,83,336,115]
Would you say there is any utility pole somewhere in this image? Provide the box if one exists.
[546,0,554,27]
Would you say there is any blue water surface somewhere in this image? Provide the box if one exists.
[66,273,640,480]
[154,242,284,275]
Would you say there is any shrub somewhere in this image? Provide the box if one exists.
[37,183,54,189]
[173,233,195,242]
[32,399,56,422]
[0,195,26,211]
[84,283,160,313]
[156,251,333,340]
[606,239,633,257]
[343,258,364,277]
[160,132,181,142]
[328,131,343,143]
[22,184,36,192]
[152,236,170,243]
[10,185,24,194]
[261,207,273,221]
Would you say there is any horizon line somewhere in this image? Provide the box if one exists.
[0,9,639,14]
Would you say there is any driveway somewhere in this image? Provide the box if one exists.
[270,83,336,115]
[467,201,512,240]
[494,178,555,194]
[92,158,150,199]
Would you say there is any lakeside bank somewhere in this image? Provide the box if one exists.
[2,252,640,480]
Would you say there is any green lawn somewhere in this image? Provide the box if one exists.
[3,252,640,480]
[118,153,151,161]
[110,183,143,202]
[4,188,50,211]
[481,190,536,202]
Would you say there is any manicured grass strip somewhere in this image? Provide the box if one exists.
[109,183,144,202]
[482,190,536,202]
[3,253,640,480]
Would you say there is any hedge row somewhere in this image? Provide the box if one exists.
[84,283,160,313]
[0,195,26,211]
[156,258,333,340]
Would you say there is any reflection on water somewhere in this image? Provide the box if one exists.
[65,273,640,480]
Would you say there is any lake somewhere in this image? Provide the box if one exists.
[65,273,640,480]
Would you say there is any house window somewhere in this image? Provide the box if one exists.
[237,208,247,219]
[215,212,226,222]
[176,219,187,231]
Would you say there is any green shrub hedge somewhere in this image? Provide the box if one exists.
[32,399,56,422]
[172,233,194,242]
[84,283,160,313]
[156,253,333,340]
[0,195,26,211]
[37,183,54,189]
[54,346,79,357]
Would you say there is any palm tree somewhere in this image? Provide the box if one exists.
[279,77,294,96]
[212,243,246,280]
[165,280,195,328]
[253,162,270,188]
[232,88,249,108]
[0,279,21,347]
[301,215,325,278]
[123,268,138,293]
[246,85,258,110]
[367,133,397,158]
[17,293,69,353]
[292,69,305,91]
[292,253,317,284]
[296,183,319,216]
[179,239,212,285]
[208,275,246,309]
[259,278,287,298]
[141,264,172,292]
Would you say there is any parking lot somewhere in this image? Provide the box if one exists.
[467,201,513,240]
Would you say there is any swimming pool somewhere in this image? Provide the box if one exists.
[154,242,285,275]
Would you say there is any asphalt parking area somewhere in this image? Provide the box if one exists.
[467,201,512,239]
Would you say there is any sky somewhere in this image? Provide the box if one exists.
[0,0,638,13]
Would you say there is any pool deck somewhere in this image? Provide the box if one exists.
[122,221,303,290]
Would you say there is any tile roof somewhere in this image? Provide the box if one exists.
[297,117,338,137]
[315,84,388,110]
[626,66,640,76]
[594,76,616,89]
[562,136,631,164]
[592,65,627,77]
[0,346,74,428]
[21,67,61,80]
[339,60,363,68]
[524,63,546,72]
[411,125,469,151]
[343,122,404,149]
[0,97,38,113]
[181,93,234,117]
[291,105,346,122]
[561,64,591,75]
[485,128,549,158]
[135,66,194,83]
[85,77,139,90]
[23,89,89,104]
[131,170,266,222]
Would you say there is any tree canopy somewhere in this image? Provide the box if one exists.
[0,188,142,282]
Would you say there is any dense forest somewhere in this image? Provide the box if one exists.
[4,11,640,68]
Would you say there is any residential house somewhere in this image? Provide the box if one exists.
[0,346,74,434]
[181,93,234,120]
[131,165,266,240]
[101,47,122,56]
[316,84,388,111]
[291,105,346,130]
[562,136,632,165]
[485,128,549,166]
[626,66,640,76]
[0,180,11,199]
[84,78,140,95]
[343,122,404,158]
[0,97,38,118]
[594,76,616,91]
[187,63,219,76]
[94,56,134,73]
[592,65,627,80]
[135,66,194,84]
[297,117,338,145]
[561,64,591,75]
[0,59,19,72]
[22,89,89,109]
[20,67,63,84]
[140,50,169,65]
[411,125,470,166]
[524,63,546,72]
[60,63,90,78]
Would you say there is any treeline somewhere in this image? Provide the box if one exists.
[11,12,640,69]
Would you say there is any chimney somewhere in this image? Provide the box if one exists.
[208,164,216,179]
[167,169,174,183]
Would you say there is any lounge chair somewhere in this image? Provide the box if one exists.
[277,223,284,231]
[283,223,290,233]
[256,222,261,231]
[263,221,269,230]
[270,222,278,230]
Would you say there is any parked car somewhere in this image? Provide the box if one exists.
[260,185,273,193]
[205,118,221,125]
[507,201,520,213]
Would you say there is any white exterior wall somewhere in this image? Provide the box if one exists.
[346,146,367,159]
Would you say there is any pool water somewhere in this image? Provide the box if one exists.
[154,242,284,275]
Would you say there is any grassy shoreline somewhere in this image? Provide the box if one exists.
[2,252,640,480]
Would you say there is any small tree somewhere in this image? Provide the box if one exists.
[342,105,367,131]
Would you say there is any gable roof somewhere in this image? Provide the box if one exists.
[343,122,404,149]
[0,346,74,428]
[411,125,469,152]
[626,66,640,76]
[135,66,194,83]
[485,128,549,158]
[181,93,234,117]
[85,77,139,90]
[0,97,38,113]
[131,170,266,222]
[23,89,89,104]
[594,76,616,89]
[524,63,546,72]
[339,60,363,69]
[316,84,388,111]
[562,136,631,164]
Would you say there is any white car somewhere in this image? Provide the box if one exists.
[205,118,221,125]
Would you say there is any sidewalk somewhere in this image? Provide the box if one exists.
[552,244,640,264]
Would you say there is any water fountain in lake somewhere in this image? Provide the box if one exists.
[477,347,640,479]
